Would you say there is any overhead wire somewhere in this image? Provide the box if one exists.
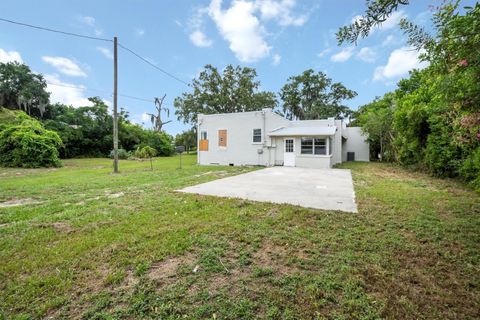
[0,17,112,42]
[0,17,191,87]
[117,43,190,87]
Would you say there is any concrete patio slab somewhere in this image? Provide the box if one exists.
[178,167,358,213]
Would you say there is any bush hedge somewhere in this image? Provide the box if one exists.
[0,109,63,168]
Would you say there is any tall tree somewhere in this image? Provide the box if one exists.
[0,62,50,117]
[174,64,277,124]
[280,69,357,120]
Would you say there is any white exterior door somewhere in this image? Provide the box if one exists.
[284,138,295,166]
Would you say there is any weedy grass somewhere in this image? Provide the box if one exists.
[0,156,479,319]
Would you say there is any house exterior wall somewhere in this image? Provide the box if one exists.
[197,109,369,167]
[272,136,333,169]
[197,109,289,166]
[342,127,370,162]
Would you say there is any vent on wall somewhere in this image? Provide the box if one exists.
[347,152,355,161]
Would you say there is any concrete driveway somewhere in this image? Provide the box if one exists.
[179,167,357,213]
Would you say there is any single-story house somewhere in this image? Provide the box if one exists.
[196,108,369,169]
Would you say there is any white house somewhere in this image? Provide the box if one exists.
[196,108,369,169]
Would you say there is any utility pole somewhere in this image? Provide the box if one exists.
[113,36,119,173]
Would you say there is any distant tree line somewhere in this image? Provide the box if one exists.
[173,64,358,124]
[0,62,174,167]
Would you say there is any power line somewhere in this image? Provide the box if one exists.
[0,17,112,42]
[0,17,191,87]
[118,43,190,87]
[0,17,185,101]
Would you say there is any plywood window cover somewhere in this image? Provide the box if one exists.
[199,139,209,151]
[218,130,227,147]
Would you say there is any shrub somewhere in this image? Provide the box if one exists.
[143,131,174,156]
[109,148,130,160]
[135,146,157,170]
[460,147,480,192]
[0,107,31,131]
[0,116,63,168]
[134,146,157,159]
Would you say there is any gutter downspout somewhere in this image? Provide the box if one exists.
[262,110,267,165]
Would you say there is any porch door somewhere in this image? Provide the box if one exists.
[284,138,295,167]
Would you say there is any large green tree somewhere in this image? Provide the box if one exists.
[279,69,357,120]
[174,64,277,124]
[0,62,50,117]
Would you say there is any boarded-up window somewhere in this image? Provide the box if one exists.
[199,139,209,151]
[218,130,227,147]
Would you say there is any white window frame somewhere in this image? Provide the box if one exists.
[200,130,208,140]
[252,128,262,144]
[300,137,329,156]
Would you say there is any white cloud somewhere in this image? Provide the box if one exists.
[256,0,307,26]
[44,74,92,107]
[189,30,213,47]
[377,10,406,31]
[357,47,376,63]
[42,56,87,77]
[374,46,428,81]
[136,28,145,37]
[96,47,113,59]
[0,48,23,63]
[382,34,396,47]
[272,53,281,65]
[141,112,151,122]
[187,0,305,63]
[78,15,103,36]
[317,48,331,58]
[208,0,271,62]
[79,16,95,27]
[330,47,354,62]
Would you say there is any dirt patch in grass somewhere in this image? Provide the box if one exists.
[115,270,138,293]
[252,241,301,275]
[0,198,44,208]
[107,192,124,199]
[148,252,197,284]
[36,222,74,233]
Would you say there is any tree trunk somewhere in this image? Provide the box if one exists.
[379,137,383,162]
[150,158,153,170]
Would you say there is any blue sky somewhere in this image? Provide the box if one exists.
[0,0,444,135]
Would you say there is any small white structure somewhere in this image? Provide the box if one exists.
[197,108,369,169]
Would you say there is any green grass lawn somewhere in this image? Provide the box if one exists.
[0,155,479,319]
